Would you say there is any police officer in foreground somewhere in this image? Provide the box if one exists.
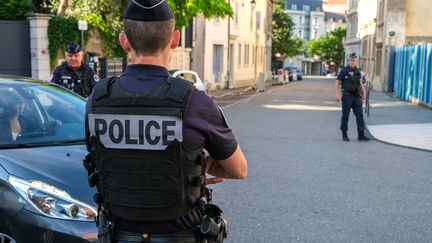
[335,53,371,142]
[49,42,98,97]
[83,0,248,242]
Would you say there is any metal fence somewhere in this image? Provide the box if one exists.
[393,44,432,105]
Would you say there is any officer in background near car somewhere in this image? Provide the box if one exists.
[49,42,98,98]
[83,0,248,242]
[335,53,371,142]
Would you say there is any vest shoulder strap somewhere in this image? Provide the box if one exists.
[93,77,118,101]
[167,76,194,103]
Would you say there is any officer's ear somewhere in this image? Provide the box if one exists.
[171,30,180,49]
[119,33,131,53]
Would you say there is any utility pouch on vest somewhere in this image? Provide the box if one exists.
[342,74,360,94]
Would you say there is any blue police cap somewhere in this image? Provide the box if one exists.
[67,42,82,53]
[124,0,174,21]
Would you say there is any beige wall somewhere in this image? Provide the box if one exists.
[406,0,432,38]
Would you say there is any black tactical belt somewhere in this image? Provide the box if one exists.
[115,229,197,243]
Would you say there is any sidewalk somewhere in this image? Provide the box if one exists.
[208,79,281,99]
[365,91,432,152]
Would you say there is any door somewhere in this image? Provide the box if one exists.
[213,45,224,83]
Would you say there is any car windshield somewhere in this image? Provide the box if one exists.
[0,81,85,148]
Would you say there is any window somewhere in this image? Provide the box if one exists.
[244,44,250,65]
[303,5,310,12]
[299,30,302,38]
[235,2,239,25]
[238,44,242,65]
[299,16,303,24]
[252,46,256,65]
[376,47,382,75]
[314,30,317,39]
[256,11,261,30]
[292,4,297,10]
[314,17,318,25]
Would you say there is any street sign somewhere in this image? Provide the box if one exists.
[78,20,88,31]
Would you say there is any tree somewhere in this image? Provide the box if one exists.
[271,0,303,61]
[41,0,233,57]
[307,27,347,65]
[0,0,31,20]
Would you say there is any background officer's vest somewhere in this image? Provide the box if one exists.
[59,62,91,97]
[342,67,361,95]
[89,76,205,222]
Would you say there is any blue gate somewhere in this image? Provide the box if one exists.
[393,44,432,105]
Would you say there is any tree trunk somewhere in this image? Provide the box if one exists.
[57,0,68,17]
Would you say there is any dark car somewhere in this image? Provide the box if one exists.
[0,75,98,243]
[285,65,303,81]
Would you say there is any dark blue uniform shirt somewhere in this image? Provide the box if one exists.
[85,64,238,233]
[50,62,97,95]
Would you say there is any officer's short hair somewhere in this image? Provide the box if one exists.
[124,19,175,56]
[349,52,358,59]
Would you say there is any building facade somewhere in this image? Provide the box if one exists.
[372,0,432,91]
[285,0,326,75]
[343,0,361,63]
[191,0,272,90]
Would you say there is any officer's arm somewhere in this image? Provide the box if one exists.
[359,80,366,98]
[206,145,247,179]
[335,79,341,95]
[49,67,61,83]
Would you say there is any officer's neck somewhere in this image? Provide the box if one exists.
[129,51,170,69]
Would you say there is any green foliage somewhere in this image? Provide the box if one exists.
[48,16,88,67]
[307,27,347,65]
[0,0,31,20]
[168,0,233,28]
[271,0,303,60]
[41,0,233,57]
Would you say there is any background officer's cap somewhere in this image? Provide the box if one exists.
[124,0,174,21]
[67,42,82,54]
[349,52,358,59]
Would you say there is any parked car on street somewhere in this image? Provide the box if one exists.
[172,70,206,92]
[0,75,97,243]
[285,65,303,81]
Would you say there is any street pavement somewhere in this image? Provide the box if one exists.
[213,77,432,152]
[208,76,432,242]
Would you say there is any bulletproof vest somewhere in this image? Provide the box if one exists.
[59,62,91,97]
[342,67,361,94]
[88,76,206,222]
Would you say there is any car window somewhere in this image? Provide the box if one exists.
[0,82,85,147]
[177,73,197,84]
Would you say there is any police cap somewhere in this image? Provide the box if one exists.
[349,52,358,59]
[67,42,82,54]
[124,0,174,21]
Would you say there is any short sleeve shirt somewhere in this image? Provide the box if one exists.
[85,64,238,233]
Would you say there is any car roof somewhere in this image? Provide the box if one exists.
[0,74,46,84]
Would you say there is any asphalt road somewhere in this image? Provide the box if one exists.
[210,77,432,242]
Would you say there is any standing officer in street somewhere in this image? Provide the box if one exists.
[83,0,248,242]
[335,53,371,142]
[49,42,98,98]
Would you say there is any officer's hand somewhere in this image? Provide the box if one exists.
[335,93,341,102]
[361,91,366,100]
[205,177,224,185]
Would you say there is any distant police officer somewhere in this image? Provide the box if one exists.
[49,42,98,97]
[83,0,248,242]
[335,53,371,141]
